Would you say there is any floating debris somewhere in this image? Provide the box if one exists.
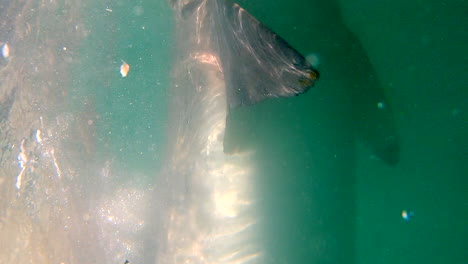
[1,42,9,58]
[120,60,130,77]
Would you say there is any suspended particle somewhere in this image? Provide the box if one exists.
[306,53,320,68]
[401,210,414,222]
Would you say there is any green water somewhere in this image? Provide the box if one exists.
[237,0,467,263]
[77,0,466,263]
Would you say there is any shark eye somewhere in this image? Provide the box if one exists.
[309,69,319,80]
[298,69,319,88]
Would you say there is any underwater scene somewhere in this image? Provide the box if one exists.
[0,0,466,263]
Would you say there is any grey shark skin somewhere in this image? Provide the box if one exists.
[154,0,318,262]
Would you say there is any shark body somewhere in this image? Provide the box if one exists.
[154,0,318,262]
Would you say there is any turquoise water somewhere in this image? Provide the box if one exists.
[74,1,174,178]
[0,0,466,263]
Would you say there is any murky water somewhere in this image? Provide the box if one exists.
[0,0,466,263]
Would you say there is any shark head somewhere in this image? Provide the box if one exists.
[153,0,319,262]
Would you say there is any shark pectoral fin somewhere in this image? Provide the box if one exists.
[375,135,400,167]
[337,27,400,167]
[218,1,319,110]
[354,87,400,167]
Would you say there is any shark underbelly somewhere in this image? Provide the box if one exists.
[157,52,262,263]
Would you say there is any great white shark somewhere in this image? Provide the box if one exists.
[0,0,399,263]
[153,0,318,262]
